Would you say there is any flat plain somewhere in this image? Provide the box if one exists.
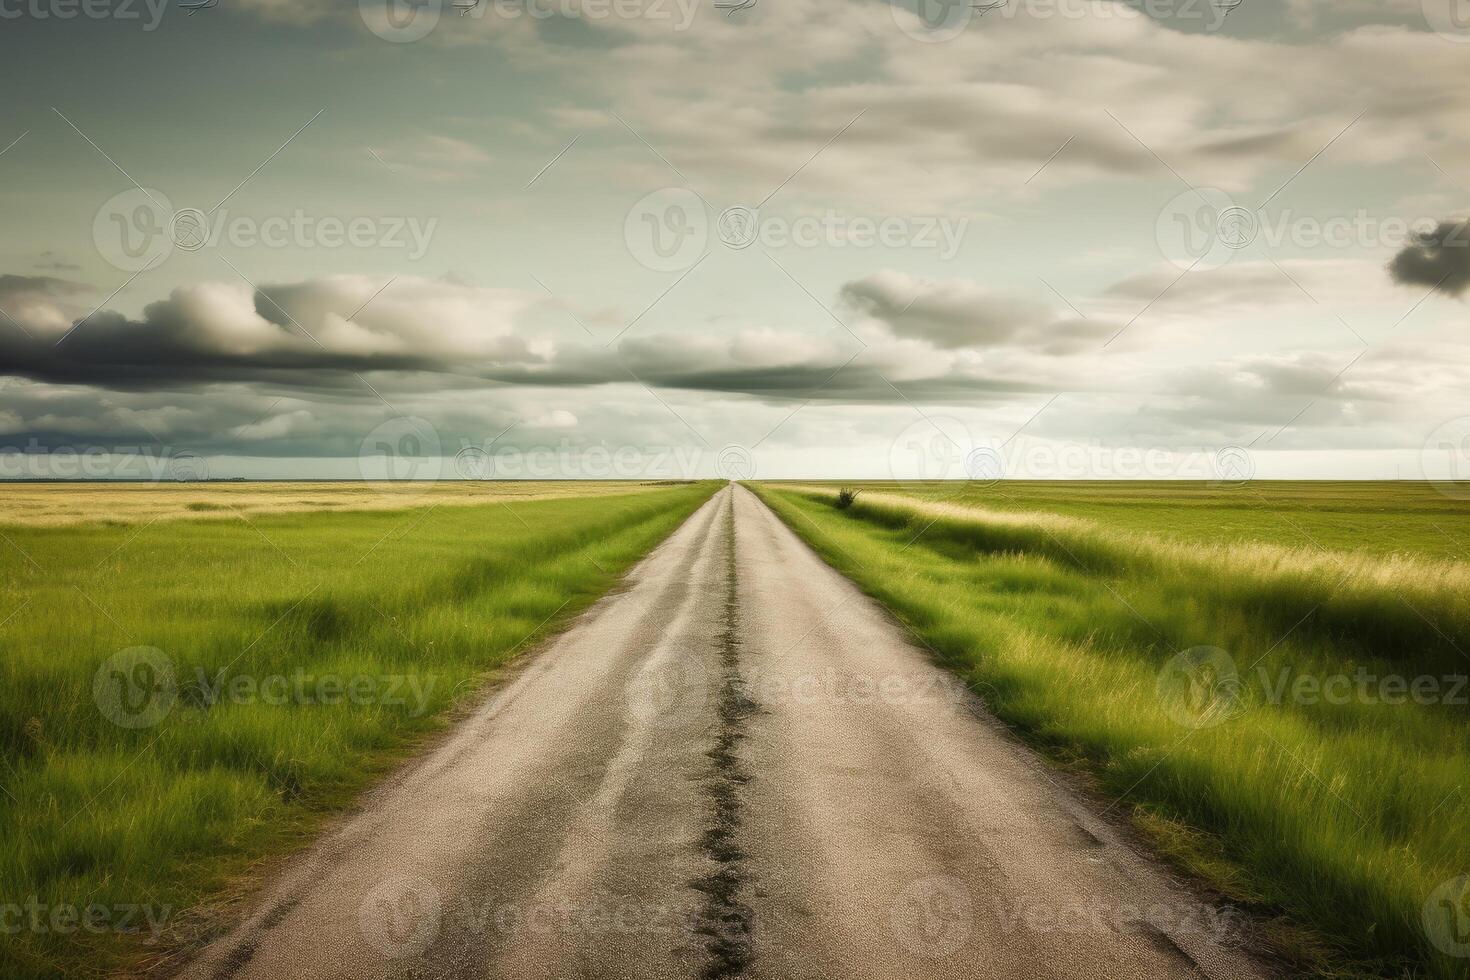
[4,479,1467,980]
[755,480,1470,980]
[0,480,719,979]
[0,480,675,527]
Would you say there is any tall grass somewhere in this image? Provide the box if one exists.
[842,489,1470,679]
[0,482,718,979]
[785,479,1470,560]
[755,484,1470,980]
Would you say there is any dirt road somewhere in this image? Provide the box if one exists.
[178,485,1269,980]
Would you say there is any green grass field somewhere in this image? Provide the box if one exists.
[0,481,719,979]
[754,481,1470,979]
[7,478,1468,978]
[805,480,1470,559]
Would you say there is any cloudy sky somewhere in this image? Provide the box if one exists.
[2,0,1469,480]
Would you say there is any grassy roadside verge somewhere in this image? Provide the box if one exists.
[819,480,1470,560]
[752,483,1470,980]
[0,481,719,979]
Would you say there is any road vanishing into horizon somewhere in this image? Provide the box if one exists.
[178,485,1272,980]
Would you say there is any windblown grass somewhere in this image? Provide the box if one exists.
[0,481,719,979]
[837,488,1470,678]
[755,483,1470,980]
[785,480,1470,560]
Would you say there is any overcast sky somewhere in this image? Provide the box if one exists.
[2,0,1469,481]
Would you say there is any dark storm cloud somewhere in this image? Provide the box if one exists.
[610,362,1044,404]
[1388,221,1470,297]
[840,271,1048,349]
[1,266,1455,465]
[0,273,89,305]
[840,270,1120,354]
[0,272,1073,407]
[0,275,550,390]
[467,345,1049,404]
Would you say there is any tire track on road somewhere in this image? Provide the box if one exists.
[691,494,757,980]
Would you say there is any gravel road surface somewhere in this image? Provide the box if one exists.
[178,484,1269,980]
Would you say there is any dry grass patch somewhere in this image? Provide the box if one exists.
[0,481,676,527]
